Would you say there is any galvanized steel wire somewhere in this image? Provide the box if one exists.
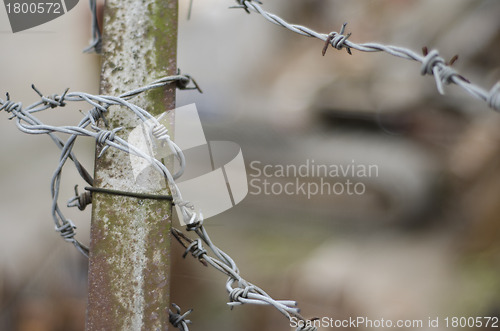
[0,75,315,330]
[231,0,500,111]
[6,1,500,330]
[0,75,197,256]
[85,0,500,109]
[169,303,192,331]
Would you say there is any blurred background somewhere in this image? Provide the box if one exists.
[1,0,500,330]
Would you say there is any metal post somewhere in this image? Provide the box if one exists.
[85,0,178,329]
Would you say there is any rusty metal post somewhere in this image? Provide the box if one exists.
[85,0,178,329]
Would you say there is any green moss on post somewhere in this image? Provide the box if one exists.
[86,0,178,330]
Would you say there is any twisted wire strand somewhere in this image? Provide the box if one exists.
[0,73,200,257]
[169,303,192,331]
[232,0,500,111]
[19,0,495,328]
[84,0,102,53]
[82,0,500,111]
[67,185,92,211]
[1,74,314,328]
[173,222,311,325]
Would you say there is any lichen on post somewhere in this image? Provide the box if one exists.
[85,0,178,329]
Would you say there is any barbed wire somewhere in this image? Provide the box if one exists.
[0,75,315,330]
[171,226,310,323]
[10,0,494,329]
[230,0,500,111]
[169,303,193,331]
[0,73,198,256]
[84,0,500,110]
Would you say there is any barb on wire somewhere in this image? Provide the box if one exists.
[169,303,192,331]
[0,72,199,257]
[231,0,500,111]
[231,0,262,14]
[322,23,352,56]
[1,72,313,329]
[67,185,92,211]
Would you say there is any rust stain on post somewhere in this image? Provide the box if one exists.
[86,0,178,329]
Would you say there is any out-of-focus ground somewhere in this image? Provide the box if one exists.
[1,0,500,330]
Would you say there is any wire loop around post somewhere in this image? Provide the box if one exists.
[169,303,193,331]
